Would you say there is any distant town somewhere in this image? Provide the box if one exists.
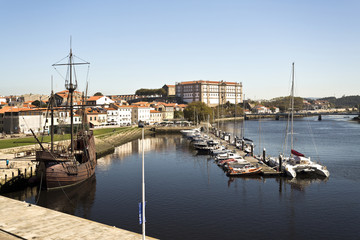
[1,80,359,135]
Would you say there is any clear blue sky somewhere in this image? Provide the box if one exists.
[1,0,359,100]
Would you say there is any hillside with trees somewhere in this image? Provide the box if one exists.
[135,88,166,96]
[319,95,360,108]
[256,96,304,112]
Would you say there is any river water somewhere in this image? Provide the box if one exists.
[4,115,360,239]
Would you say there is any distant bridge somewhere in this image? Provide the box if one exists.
[246,111,360,120]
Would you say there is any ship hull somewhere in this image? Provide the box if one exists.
[37,132,97,190]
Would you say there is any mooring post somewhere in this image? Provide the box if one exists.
[241,139,245,151]
[279,155,282,172]
[5,174,7,183]
[18,169,20,176]
[12,171,14,178]
[25,168,27,178]
[263,148,266,161]
[250,143,254,156]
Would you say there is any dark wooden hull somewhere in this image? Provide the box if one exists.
[37,132,97,190]
[44,160,96,189]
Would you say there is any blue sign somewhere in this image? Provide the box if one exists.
[138,202,146,224]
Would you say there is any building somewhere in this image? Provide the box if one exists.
[162,84,176,97]
[131,106,151,124]
[105,107,119,125]
[86,108,107,128]
[150,110,163,124]
[252,105,272,114]
[115,105,133,126]
[86,96,115,108]
[154,102,175,120]
[175,80,243,107]
[0,107,81,134]
[55,90,83,107]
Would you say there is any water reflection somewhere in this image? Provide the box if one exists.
[98,134,189,170]
[4,175,97,217]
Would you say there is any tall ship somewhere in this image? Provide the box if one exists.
[34,46,96,190]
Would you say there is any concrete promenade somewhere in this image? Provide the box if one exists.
[0,196,157,240]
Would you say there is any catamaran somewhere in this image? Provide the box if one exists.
[270,63,329,178]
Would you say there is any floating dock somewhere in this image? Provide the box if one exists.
[0,196,158,240]
[208,131,282,176]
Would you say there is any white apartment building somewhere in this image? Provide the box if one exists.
[131,106,151,124]
[106,108,119,125]
[117,105,132,126]
[175,80,243,107]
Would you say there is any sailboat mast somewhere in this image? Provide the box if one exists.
[242,94,245,139]
[290,62,295,152]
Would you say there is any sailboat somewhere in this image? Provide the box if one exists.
[34,46,97,190]
[270,63,329,178]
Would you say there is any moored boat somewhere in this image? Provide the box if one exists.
[226,163,262,176]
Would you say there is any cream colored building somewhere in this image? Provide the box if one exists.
[175,80,243,107]
[150,110,163,124]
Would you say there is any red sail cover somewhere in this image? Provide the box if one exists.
[291,149,305,157]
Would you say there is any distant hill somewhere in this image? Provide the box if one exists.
[319,95,360,108]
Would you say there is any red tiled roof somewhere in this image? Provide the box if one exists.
[87,96,104,101]
[179,80,237,85]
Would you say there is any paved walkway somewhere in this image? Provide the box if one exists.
[0,196,157,240]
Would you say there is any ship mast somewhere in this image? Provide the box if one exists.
[53,42,89,155]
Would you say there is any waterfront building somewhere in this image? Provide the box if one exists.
[175,80,243,107]
[131,106,151,124]
[154,102,175,120]
[116,105,133,126]
[0,107,81,134]
[105,107,119,125]
[86,108,107,128]
[150,110,163,124]
[252,105,272,114]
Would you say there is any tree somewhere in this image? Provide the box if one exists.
[183,101,213,122]
[263,96,304,112]
[94,92,103,96]
[135,88,166,96]
[174,111,184,119]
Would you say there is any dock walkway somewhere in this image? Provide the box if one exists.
[0,196,157,240]
[208,132,281,176]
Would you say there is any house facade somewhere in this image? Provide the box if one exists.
[150,110,163,124]
[131,106,151,124]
